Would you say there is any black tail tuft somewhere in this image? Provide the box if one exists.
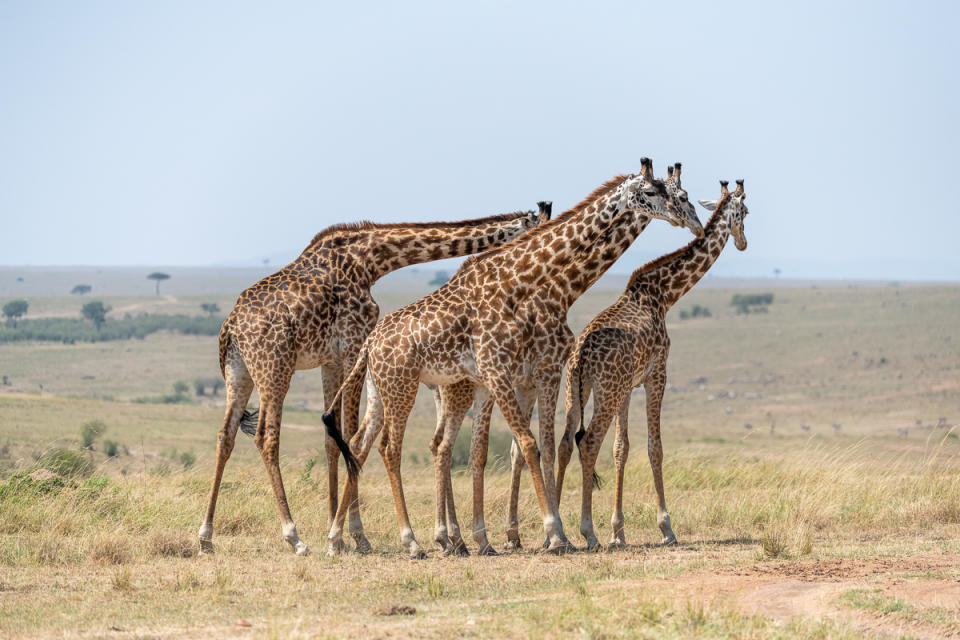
[592,471,604,489]
[322,411,359,478]
[574,428,586,446]
[239,409,258,436]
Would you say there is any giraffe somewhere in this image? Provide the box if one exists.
[323,159,700,557]
[425,163,702,555]
[556,179,749,550]
[198,207,547,556]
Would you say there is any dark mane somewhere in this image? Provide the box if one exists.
[302,210,532,252]
[459,175,631,269]
[626,191,731,290]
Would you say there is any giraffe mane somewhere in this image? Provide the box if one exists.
[625,191,732,290]
[457,175,631,269]
[303,210,534,252]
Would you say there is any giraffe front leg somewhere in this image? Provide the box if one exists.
[609,396,631,548]
[536,369,563,550]
[645,374,676,546]
[485,375,570,553]
[320,364,345,554]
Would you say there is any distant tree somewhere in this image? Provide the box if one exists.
[773,268,781,279]
[429,271,451,286]
[262,258,270,266]
[2,299,28,327]
[81,301,111,331]
[147,272,171,296]
[200,302,220,317]
[71,284,92,295]
[173,380,190,396]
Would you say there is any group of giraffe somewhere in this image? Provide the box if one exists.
[198,158,751,557]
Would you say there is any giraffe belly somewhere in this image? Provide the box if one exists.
[419,349,478,386]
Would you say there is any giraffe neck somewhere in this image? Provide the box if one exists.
[475,177,631,303]
[555,211,652,307]
[300,213,531,285]
[364,215,530,282]
[628,198,731,309]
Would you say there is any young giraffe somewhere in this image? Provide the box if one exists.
[323,159,695,557]
[198,208,546,556]
[556,179,750,550]
[425,163,702,555]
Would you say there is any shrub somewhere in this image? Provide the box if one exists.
[0,313,223,344]
[102,440,119,457]
[80,420,107,449]
[173,380,190,396]
[179,451,196,469]
[71,284,92,295]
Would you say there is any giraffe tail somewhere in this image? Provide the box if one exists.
[320,343,368,479]
[571,352,603,490]
[217,321,232,378]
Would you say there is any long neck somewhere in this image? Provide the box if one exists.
[363,216,526,282]
[478,182,626,302]
[554,210,652,307]
[635,203,730,309]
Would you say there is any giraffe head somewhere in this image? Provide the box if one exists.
[664,162,704,238]
[506,205,550,240]
[698,179,749,250]
[618,158,703,237]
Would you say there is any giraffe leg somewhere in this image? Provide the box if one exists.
[536,369,563,549]
[339,352,371,554]
[504,436,525,550]
[578,381,629,552]
[432,380,471,556]
[469,389,498,555]
[198,350,254,554]
[327,371,383,556]
[320,364,345,553]
[254,375,309,555]
[556,370,590,509]
[609,396,631,547]
[505,386,536,550]
[378,379,424,558]
[645,373,676,545]
[485,374,569,552]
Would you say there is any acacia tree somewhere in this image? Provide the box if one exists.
[2,299,28,327]
[71,284,92,295]
[81,301,111,331]
[147,272,171,296]
[200,302,220,317]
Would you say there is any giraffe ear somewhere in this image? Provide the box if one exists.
[698,199,718,211]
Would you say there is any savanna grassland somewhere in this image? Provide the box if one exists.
[1,280,959,639]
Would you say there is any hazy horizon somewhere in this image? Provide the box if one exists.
[2,1,959,280]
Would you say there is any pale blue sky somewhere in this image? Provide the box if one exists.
[1,1,958,280]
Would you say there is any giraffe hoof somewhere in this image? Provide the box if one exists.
[451,543,470,557]
[353,536,372,555]
[503,539,523,552]
[607,539,626,550]
[199,540,214,555]
[547,540,577,555]
[294,543,311,556]
[326,539,345,557]
[477,544,499,557]
[661,535,678,547]
[409,550,428,560]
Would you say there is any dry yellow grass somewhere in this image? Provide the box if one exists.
[1,283,958,637]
